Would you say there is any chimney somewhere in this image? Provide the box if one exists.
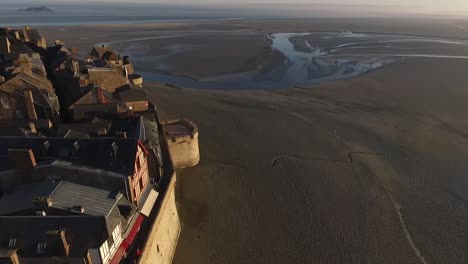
[71,205,84,213]
[14,31,21,41]
[46,230,70,256]
[22,27,30,42]
[79,77,88,87]
[23,90,38,120]
[97,128,107,136]
[28,122,37,133]
[72,141,80,156]
[33,196,51,210]
[35,211,46,216]
[0,249,20,264]
[8,148,37,169]
[115,131,127,139]
[18,57,32,74]
[4,37,11,54]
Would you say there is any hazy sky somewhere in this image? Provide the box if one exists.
[36,0,468,12]
[2,0,468,16]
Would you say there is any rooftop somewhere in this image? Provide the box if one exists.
[50,181,124,216]
[0,137,140,176]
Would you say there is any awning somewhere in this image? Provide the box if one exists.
[109,241,129,264]
[125,214,145,245]
[109,214,145,264]
[140,189,159,217]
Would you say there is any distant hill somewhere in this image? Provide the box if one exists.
[17,7,54,13]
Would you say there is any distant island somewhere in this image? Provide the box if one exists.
[17,6,54,13]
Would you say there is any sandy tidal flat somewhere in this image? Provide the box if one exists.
[150,57,468,263]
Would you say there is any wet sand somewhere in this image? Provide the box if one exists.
[149,58,468,263]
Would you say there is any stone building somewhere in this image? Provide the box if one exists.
[0,71,60,123]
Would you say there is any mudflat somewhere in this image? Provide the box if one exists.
[39,18,468,89]
[149,57,468,263]
[38,19,468,263]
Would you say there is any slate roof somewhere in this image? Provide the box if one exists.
[11,44,35,56]
[114,84,148,103]
[0,137,139,176]
[56,116,145,141]
[56,121,111,138]
[0,74,58,111]
[0,215,108,257]
[90,46,112,59]
[0,177,137,258]
[102,51,121,62]
[0,180,59,216]
[50,181,123,216]
[25,29,41,42]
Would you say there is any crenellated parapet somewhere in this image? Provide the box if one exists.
[163,119,200,169]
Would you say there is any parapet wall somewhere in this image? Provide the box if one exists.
[164,119,200,169]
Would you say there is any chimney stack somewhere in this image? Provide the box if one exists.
[23,90,38,120]
[33,196,51,210]
[46,230,70,256]
[22,27,30,42]
[0,249,20,264]
[28,122,37,133]
[8,148,37,169]
[14,31,21,41]
[115,131,127,139]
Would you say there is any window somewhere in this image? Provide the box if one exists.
[99,241,110,260]
[1,98,9,109]
[37,243,47,255]
[136,157,141,170]
[112,223,121,243]
[140,176,144,190]
[8,238,16,248]
[134,182,141,201]
[15,110,23,119]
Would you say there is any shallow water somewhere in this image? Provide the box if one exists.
[132,32,468,89]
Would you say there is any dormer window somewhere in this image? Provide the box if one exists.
[37,242,47,254]
[8,238,16,248]
[72,141,80,156]
[110,142,118,158]
[43,141,51,155]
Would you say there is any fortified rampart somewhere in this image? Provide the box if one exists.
[164,119,200,169]
[139,172,180,264]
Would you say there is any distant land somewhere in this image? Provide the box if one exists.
[17,6,54,13]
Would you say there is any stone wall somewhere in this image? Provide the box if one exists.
[139,173,180,264]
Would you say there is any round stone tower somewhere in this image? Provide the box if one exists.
[164,119,200,169]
